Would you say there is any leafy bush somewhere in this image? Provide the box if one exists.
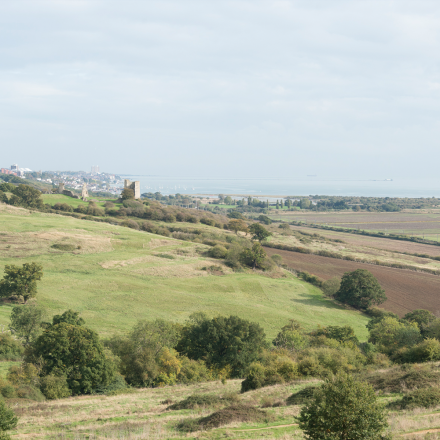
[241,358,298,392]
[0,399,18,439]
[177,358,213,384]
[177,315,266,378]
[39,374,71,400]
[321,277,341,298]
[287,385,319,405]
[208,245,228,259]
[0,384,16,399]
[361,365,440,393]
[298,374,389,440]
[0,333,24,360]
[169,393,238,410]
[397,387,440,409]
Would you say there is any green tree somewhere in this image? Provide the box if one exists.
[300,198,311,209]
[0,263,43,302]
[258,215,272,225]
[334,269,386,310]
[248,223,271,242]
[52,309,85,327]
[403,309,437,336]
[368,316,421,354]
[322,277,341,298]
[298,373,388,440]
[108,319,181,387]
[0,399,18,440]
[13,184,44,209]
[240,242,267,269]
[121,188,135,200]
[228,219,248,235]
[9,303,47,345]
[27,321,115,395]
[177,315,266,377]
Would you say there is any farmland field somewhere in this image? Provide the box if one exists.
[265,247,440,316]
[0,203,369,340]
[266,210,440,240]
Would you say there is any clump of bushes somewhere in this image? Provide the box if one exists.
[177,404,273,432]
[394,387,440,409]
[168,393,238,410]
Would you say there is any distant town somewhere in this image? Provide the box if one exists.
[0,164,124,196]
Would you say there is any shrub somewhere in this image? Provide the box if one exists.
[397,387,440,409]
[0,333,24,360]
[287,385,319,405]
[39,374,71,400]
[361,365,440,393]
[298,374,389,440]
[169,393,238,410]
[270,254,283,266]
[321,277,341,298]
[208,245,228,259]
[0,399,18,439]
[177,315,266,378]
[0,384,16,399]
[51,243,77,252]
[177,358,213,384]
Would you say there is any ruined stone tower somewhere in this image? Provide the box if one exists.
[81,183,89,201]
[57,182,65,194]
[124,179,141,199]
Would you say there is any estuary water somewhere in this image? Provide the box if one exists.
[119,176,440,198]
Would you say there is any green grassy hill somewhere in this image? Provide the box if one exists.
[0,203,369,340]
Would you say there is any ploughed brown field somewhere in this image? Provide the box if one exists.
[289,225,440,257]
[265,247,440,317]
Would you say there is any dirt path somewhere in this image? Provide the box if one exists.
[235,423,298,432]
[401,427,440,436]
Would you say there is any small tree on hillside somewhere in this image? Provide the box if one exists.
[0,263,43,302]
[228,219,248,235]
[298,373,389,440]
[9,303,47,345]
[334,269,386,310]
[240,242,267,269]
[177,315,266,377]
[248,223,271,242]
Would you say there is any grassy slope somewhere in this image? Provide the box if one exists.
[41,194,116,208]
[0,204,369,340]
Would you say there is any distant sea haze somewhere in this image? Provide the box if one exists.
[119,177,440,198]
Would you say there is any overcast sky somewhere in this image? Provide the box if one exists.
[1,0,439,178]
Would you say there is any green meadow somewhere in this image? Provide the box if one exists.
[0,204,369,340]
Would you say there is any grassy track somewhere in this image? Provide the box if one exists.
[0,204,369,340]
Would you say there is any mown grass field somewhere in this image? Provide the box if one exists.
[0,203,369,340]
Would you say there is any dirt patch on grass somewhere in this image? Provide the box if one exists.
[149,238,175,249]
[265,247,440,316]
[0,230,113,257]
[100,255,167,269]
[133,263,209,278]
